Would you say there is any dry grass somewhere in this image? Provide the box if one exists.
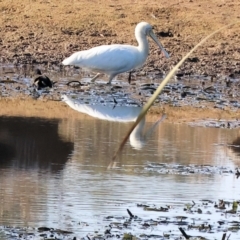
[1,0,239,70]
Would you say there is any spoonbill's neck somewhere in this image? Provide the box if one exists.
[135,31,149,56]
[129,118,146,150]
[130,118,146,139]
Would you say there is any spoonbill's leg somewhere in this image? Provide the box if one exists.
[91,73,103,83]
[128,72,132,84]
[107,74,117,85]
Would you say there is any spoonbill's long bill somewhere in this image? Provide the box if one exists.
[62,22,169,85]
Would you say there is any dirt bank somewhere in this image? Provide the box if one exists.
[1,98,240,125]
[1,0,240,76]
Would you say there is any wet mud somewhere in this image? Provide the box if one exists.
[1,198,240,239]
[1,65,240,126]
[0,162,239,240]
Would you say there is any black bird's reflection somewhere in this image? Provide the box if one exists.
[0,117,73,172]
[229,137,240,156]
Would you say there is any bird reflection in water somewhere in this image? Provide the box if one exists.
[62,95,166,150]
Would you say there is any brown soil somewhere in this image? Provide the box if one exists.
[1,0,240,74]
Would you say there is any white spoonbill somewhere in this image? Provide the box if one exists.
[62,22,169,85]
[62,95,166,150]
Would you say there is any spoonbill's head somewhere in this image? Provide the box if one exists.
[136,22,169,58]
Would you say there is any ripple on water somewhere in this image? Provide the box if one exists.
[0,116,240,239]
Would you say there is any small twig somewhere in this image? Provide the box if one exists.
[235,169,240,179]
[66,80,82,87]
[113,97,118,104]
[112,97,117,109]
[222,233,226,240]
[127,209,134,218]
[203,85,215,92]
[179,227,190,239]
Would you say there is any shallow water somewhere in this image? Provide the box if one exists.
[0,116,240,239]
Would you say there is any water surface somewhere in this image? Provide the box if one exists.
[0,116,240,238]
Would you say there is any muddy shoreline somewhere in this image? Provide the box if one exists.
[1,64,240,125]
[0,97,240,124]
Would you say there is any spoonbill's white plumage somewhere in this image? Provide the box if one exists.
[62,95,165,150]
[62,22,169,84]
